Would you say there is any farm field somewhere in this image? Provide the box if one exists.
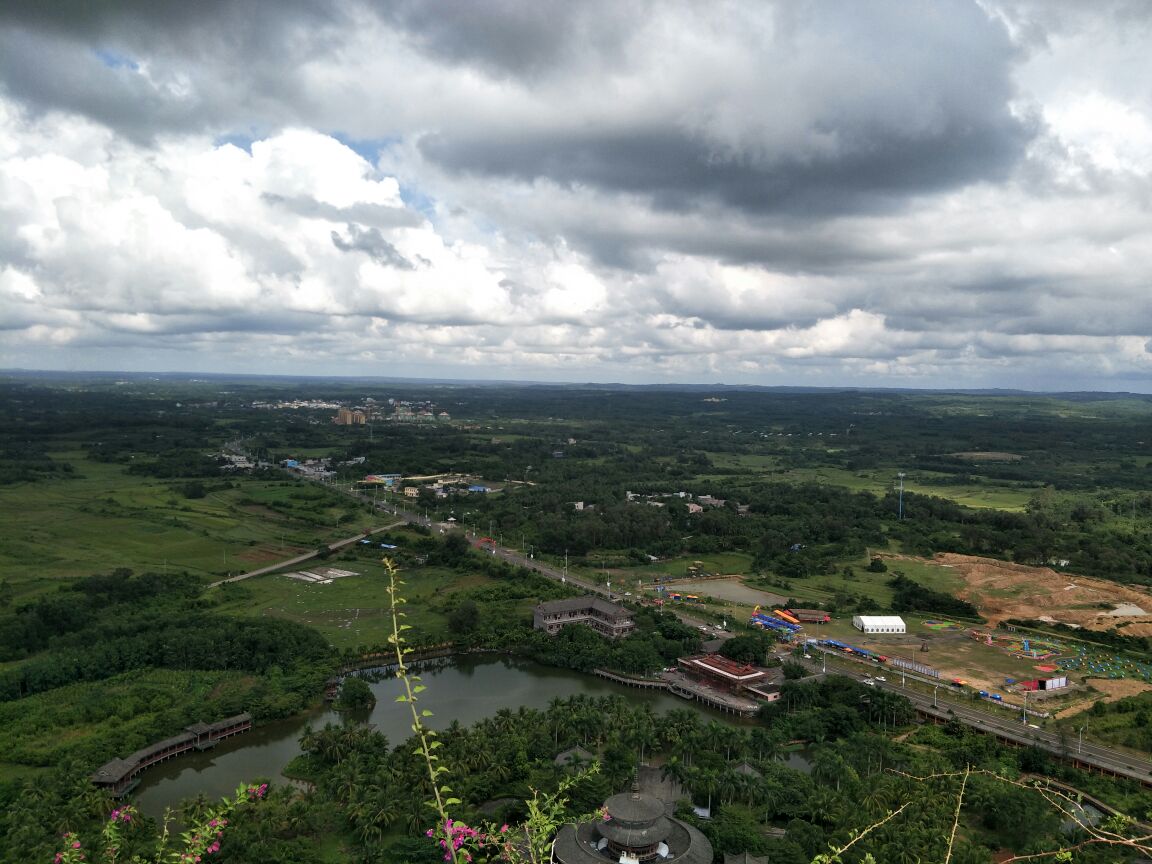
[0,454,376,593]
[701,457,1041,512]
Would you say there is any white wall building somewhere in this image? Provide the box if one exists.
[852,615,906,634]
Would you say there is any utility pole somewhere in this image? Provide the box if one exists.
[897,472,905,520]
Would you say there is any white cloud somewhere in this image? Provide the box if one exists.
[0,2,1151,390]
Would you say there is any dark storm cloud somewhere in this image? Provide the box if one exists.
[0,0,338,43]
[331,225,416,270]
[421,117,1030,218]
[0,1,341,139]
[375,0,636,78]
[418,1,1033,219]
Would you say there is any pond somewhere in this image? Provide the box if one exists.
[132,656,713,817]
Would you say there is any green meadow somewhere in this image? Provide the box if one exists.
[0,453,377,595]
[210,559,483,652]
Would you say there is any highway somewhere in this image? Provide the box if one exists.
[813,650,1152,787]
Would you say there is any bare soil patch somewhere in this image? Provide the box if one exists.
[1084,677,1152,701]
[1053,678,1152,719]
[932,553,1152,632]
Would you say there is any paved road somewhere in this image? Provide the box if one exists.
[816,652,1152,786]
[364,496,729,634]
[208,520,405,588]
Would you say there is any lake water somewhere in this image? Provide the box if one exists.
[132,656,704,817]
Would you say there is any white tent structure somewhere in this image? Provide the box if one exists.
[852,615,906,634]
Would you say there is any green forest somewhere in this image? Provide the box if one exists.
[4,372,1152,862]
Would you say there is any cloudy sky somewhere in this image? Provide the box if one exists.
[1,1,1150,390]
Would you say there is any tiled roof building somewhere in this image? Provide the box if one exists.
[551,788,712,864]
[533,597,636,639]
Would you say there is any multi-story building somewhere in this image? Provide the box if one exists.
[334,407,366,425]
[533,597,635,639]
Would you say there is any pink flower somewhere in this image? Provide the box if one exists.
[500,824,509,833]
[72,841,82,849]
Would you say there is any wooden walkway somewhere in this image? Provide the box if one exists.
[593,669,670,689]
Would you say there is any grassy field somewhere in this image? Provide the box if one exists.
[701,453,1038,511]
[742,552,966,609]
[598,551,757,585]
[211,553,501,652]
[0,455,378,594]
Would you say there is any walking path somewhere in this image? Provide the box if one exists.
[207,521,405,588]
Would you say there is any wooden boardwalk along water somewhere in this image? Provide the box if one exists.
[592,668,670,689]
[91,713,253,797]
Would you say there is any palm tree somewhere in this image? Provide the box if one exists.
[689,766,720,817]
[716,769,741,806]
[750,727,784,762]
[811,747,849,792]
[803,786,843,826]
[665,708,702,762]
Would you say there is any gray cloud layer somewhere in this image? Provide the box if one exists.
[0,1,1150,389]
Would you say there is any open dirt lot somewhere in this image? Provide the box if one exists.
[1084,677,1152,701]
[929,553,1152,633]
[843,629,1038,694]
[669,578,787,607]
[1052,678,1152,719]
